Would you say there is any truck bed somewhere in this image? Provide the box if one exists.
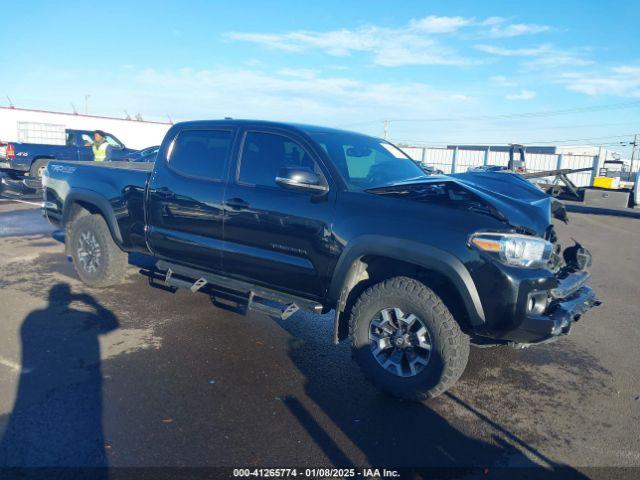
[62,160,154,171]
[43,160,153,252]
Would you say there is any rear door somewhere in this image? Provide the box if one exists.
[146,127,237,273]
[222,128,336,299]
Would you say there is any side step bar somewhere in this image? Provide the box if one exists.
[153,260,323,320]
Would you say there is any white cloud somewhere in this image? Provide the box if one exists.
[490,75,518,87]
[409,15,471,33]
[506,89,536,100]
[130,67,473,123]
[475,43,593,69]
[523,55,593,70]
[226,15,552,67]
[475,44,550,56]
[473,16,551,37]
[487,23,551,38]
[560,66,640,97]
[277,68,318,79]
[227,20,474,66]
[480,16,507,26]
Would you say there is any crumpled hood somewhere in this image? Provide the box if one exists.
[451,171,564,235]
[368,171,566,236]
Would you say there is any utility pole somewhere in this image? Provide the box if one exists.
[84,94,91,114]
[383,119,390,140]
[629,134,638,181]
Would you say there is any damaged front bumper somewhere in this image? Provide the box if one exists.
[471,253,602,348]
[515,286,599,346]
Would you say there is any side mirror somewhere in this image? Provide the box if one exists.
[275,167,328,194]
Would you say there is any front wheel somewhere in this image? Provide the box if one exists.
[349,276,469,400]
[69,214,127,287]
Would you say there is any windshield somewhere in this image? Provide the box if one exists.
[309,132,427,189]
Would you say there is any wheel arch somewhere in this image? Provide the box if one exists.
[62,190,124,249]
[29,156,55,174]
[31,155,56,166]
[329,236,486,343]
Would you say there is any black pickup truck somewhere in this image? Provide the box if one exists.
[42,120,599,400]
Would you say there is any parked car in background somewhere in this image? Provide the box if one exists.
[42,119,599,400]
[468,165,508,172]
[416,162,444,175]
[0,129,138,179]
[125,145,159,162]
[127,145,159,162]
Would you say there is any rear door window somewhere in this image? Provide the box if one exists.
[167,130,233,181]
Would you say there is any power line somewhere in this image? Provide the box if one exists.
[340,100,640,128]
[392,133,637,145]
[393,135,637,148]
[516,134,636,145]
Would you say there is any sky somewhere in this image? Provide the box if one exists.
[1,0,639,153]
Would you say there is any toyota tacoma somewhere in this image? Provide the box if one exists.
[42,119,599,400]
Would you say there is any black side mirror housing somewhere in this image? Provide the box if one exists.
[275,167,328,194]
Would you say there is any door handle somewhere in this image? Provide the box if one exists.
[225,198,250,210]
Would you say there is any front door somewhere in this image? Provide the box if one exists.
[146,127,236,273]
[222,129,336,299]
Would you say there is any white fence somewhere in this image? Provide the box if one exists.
[401,146,602,187]
[17,122,66,145]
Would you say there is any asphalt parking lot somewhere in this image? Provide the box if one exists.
[0,199,638,476]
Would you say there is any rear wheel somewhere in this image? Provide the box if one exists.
[69,214,127,287]
[29,159,50,178]
[349,276,469,400]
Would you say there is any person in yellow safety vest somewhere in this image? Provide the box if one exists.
[88,130,110,162]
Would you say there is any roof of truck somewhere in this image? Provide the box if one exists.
[172,119,377,138]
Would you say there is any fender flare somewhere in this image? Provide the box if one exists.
[30,155,56,167]
[329,236,486,341]
[62,189,124,246]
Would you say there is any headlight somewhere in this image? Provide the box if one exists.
[470,232,552,268]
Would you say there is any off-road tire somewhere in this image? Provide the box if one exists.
[349,276,469,401]
[69,214,127,287]
[29,158,50,178]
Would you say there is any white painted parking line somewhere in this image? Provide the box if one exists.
[0,198,42,207]
[0,357,22,373]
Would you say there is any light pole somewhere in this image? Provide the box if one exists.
[629,134,638,181]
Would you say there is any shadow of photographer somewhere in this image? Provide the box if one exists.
[0,283,118,468]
